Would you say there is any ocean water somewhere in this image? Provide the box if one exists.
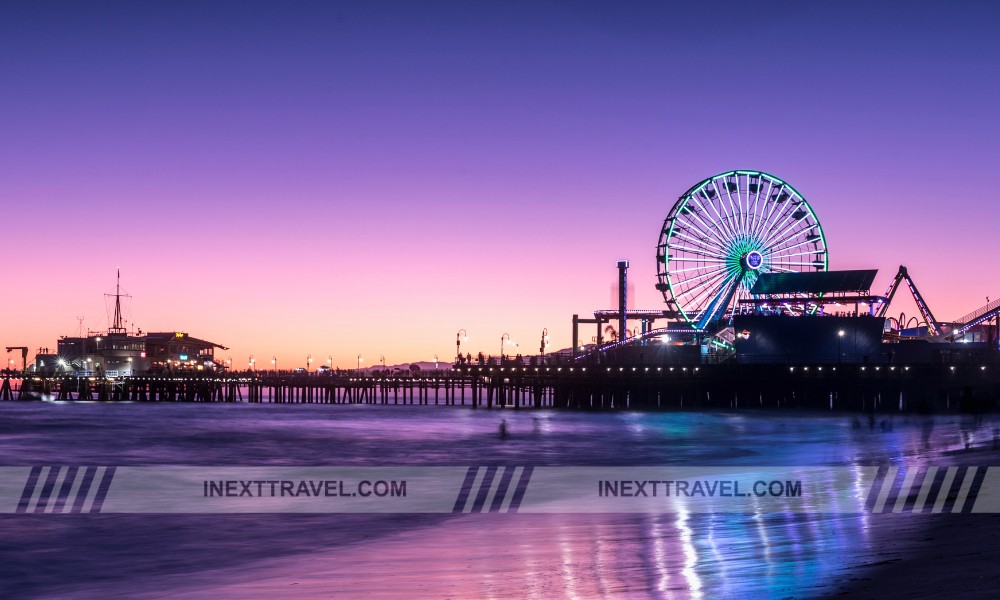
[0,402,993,599]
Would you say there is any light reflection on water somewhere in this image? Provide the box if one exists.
[127,512,864,599]
[0,402,994,598]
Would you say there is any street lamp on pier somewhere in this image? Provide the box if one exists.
[540,328,550,363]
[501,333,516,360]
[457,329,468,362]
[272,356,277,373]
[307,354,313,372]
[249,355,255,372]
[357,354,363,373]
[380,355,386,370]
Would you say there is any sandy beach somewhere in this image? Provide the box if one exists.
[3,404,1000,598]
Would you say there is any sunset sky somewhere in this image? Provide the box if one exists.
[3,1,999,368]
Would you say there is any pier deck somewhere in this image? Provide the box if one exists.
[3,361,1000,412]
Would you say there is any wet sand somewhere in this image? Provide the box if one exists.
[30,507,1000,599]
[3,404,1000,599]
[828,445,1000,599]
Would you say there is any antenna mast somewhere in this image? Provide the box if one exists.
[109,269,127,335]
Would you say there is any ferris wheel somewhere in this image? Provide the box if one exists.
[656,170,828,330]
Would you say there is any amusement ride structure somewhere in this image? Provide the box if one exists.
[656,170,827,330]
[571,169,1000,361]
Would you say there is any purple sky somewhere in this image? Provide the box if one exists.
[2,1,999,366]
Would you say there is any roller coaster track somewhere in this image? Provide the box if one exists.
[950,297,1000,337]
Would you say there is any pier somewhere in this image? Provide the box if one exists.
[3,361,999,412]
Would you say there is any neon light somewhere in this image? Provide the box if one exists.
[658,170,827,329]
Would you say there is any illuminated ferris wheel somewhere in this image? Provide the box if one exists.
[656,170,828,330]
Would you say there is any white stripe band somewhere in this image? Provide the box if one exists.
[44,467,69,514]
[64,468,86,513]
[481,466,506,512]
[462,467,486,514]
[499,466,525,513]
[26,466,50,513]
[952,467,977,513]
[81,466,107,513]
[911,466,937,513]
[932,467,958,514]
[872,467,897,513]
[893,468,919,513]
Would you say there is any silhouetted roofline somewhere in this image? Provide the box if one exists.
[751,270,878,295]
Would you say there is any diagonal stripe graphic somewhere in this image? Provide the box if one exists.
[26,467,51,513]
[489,466,516,513]
[911,466,938,513]
[452,467,480,513]
[507,466,534,513]
[72,467,98,514]
[499,466,525,513]
[965,465,989,514]
[471,467,498,513]
[91,466,117,513]
[952,467,978,513]
[52,466,79,514]
[893,468,919,513]
[462,467,487,513]
[480,466,506,513]
[872,466,898,513]
[16,466,43,514]
[34,466,63,514]
[81,466,108,513]
[932,467,959,514]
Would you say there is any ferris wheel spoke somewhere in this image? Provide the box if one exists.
[722,176,742,233]
[769,260,824,268]
[769,249,825,262]
[768,236,820,256]
[745,175,764,240]
[742,173,757,238]
[733,174,748,237]
[669,243,730,260]
[758,197,798,245]
[667,256,727,263]
[765,224,813,254]
[678,214,725,251]
[666,264,729,274]
[718,178,744,239]
[756,177,780,236]
[673,265,730,291]
[671,227,727,255]
[677,196,725,244]
[751,177,775,237]
[694,275,741,324]
[759,211,799,249]
[708,181,741,241]
[676,266,731,299]
[691,196,729,247]
[751,185,787,241]
[681,271,737,316]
